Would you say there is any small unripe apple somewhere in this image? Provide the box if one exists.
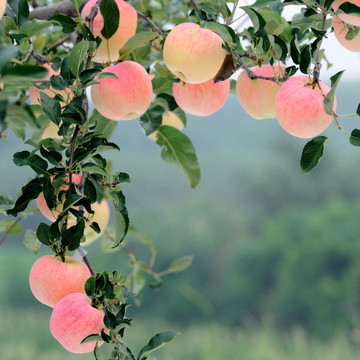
[275,75,336,139]
[81,0,137,63]
[29,255,91,307]
[236,64,285,119]
[163,22,227,84]
[332,16,360,51]
[50,292,106,353]
[172,79,230,116]
[29,63,72,105]
[91,61,153,121]
[147,112,184,141]
[332,0,360,26]
[0,0,7,20]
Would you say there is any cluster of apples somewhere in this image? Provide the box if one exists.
[332,0,360,52]
[29,254,105,353]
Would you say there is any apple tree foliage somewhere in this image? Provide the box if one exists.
[1,0,360,358]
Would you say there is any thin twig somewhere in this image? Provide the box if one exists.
[47,34,72,52]
[137,11,166,37]
[0,216,21,246]
[21,41,34,64]
[312,11,327,86]
[189,0,200,11]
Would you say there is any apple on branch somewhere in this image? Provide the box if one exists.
[163,22,227,84]
[29,255,91,307]
[332,16,360,52]
[275,75,336,139]
[332,0,360,26]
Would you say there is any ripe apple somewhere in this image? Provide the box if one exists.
[147,112,184,141]
[163,22,227,84]
[236,64,285,119]
[50,292,106,353]
[29,63,72,105]
[275,75,336,139]
[332,15,360,51]
[0,0,6,20]
[91,61,153,121]
[81,0,137,63]
[172,78,230,116]
[29,255,91,307]
[332,0,360,26]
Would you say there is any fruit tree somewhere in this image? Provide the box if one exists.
[1,0,360,358]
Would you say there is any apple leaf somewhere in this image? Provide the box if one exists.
[69,41,90,78]
[300,136,327,173]
[350,129,360,146]
[165,255,194,274]
[100,0,119,40]
[156,126,200,188]
[23,229,42,254]
[137,331,179,360]
[323,70,345,115]
[110,189,129,248]
[119,32,160,60]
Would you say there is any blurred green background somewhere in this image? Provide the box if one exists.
[2,82,360,359]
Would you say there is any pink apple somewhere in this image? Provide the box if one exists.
[332,15,360,51]
[50,292,106,353]
[91,61,153,121]
[163,22,227,84]
[81,0,137,63]
[275,75,336,139]
[332,0,360,26]
[29,255,91,307]
[173,79,229,116]
[236,64,285,119]
[0,0,6,20]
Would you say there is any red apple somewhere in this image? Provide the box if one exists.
[81,0,137,63]
[163,22,227,84]
[173,79,230,116]
[275,75,336,139]
[29,255,91,307]
[91,61,153,121]
[50,292,106,353]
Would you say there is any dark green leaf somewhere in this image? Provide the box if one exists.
[40,146,62,165]
[84,178,97,203]
[61,194,84,215]
[85,275,96,297]
[69,41,90,78]
[300,136,327,173]
[62,218,85,251]
[350,129,360,146]
[42,176,56,210]
[20,19,51,37]
[338,2,360,16]
[36,223,51,245]
[100,0,120,39]
[110,190,129,247]
[40,92,61,125]
[49,14,77,34]
[140,105,165,136]
[299,45,311,74]
[156,126,200,188]
[7,0,29,24]
[3,65,49,79]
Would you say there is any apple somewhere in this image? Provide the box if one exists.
[41,121,62,139]
[275,75,336,139]
[332,15,360,51]
[29,63,72,105]
[332,0,360,26]
[172,78,230,117]
[81,0,137,63]
[29,255,91,307]
[147,112,184,141]
[50,292,106,353]
[163,22,227,84]
[0,0,6,20]
[236,64,285,119]
[91,61,153,121]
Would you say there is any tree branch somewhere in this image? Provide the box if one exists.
[137,11,166,37]
[0,216,21,246]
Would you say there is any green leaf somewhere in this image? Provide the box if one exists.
[323,70,345,115]
[40,92,61,125]
[299,45,311,74]
[100,0,120,39]
[13,150,48,174]
[69,41,90,78]
[0,45,19,74]
[7,0,29,25]
[20,19,51,37]
[23,229,42,254]
[81,334,103,344]
[140,105,165,136]
[338,2,360,16]
[49,14,77,34]
[82,163,108,177]
[85,275,96,297]
[62,218,85,251]
[202,22,234,45]
[61,194,84,214]
[3,65,49,79]
[110,190,129,247]
[300,136,327,173]
[94,342,105,360]
[119,31,160,60]
[137,331,179,360]
[166,256,194,274]
[0,219,23,236]
[156,126,200,188]
[350,129,360,146]
[90,109,118,139]
[36,223,51,245]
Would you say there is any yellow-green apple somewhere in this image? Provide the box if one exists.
[0,0,6,19]
[81,0,137,63]
[332,0,360,26]
[29,255,91,307]
[236,64,285,119]
[29,63,72,105]
[275,75,336,138]
[163,22,227,84]
[172,78,229,116]
[91,61,153,121]
[332,15,360,51]
[50,292,106,353]
[147,112,184,140]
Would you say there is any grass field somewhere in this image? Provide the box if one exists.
[1,307,360,360]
